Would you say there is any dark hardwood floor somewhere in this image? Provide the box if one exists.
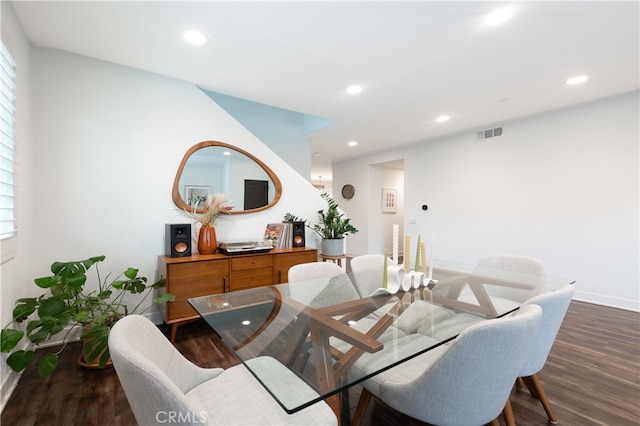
[2,301,639,426]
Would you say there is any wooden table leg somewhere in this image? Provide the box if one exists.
[310,325,343,424]
[325,393,342,425]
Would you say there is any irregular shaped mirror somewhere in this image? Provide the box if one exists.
[172,141,282,214]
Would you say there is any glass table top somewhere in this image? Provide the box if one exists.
[188,260,574,414]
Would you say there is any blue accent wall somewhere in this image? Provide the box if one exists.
[200,88,334,180]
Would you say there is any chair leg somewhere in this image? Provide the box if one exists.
[502,398,515,426]
[352,388,373,426]
[523,374,558,424]
[521,376,540,399]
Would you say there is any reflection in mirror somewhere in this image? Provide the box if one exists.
[172,141,282,214]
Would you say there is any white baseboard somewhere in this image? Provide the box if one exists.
[0,368,23,413]
[573,290,639,312]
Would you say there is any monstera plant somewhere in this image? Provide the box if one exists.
[1,255,174,378]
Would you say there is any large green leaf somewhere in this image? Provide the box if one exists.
[114,278,147,294]
[26,315,71,343]
[1,328,24,352]
[37,296,66,318]
[50,261,82,277]
[123,267,139,280]
[12,298,37,321]
[38,353,59,378]
[82,256,105,269]
[64,274,87,290]
[82,325,110,368]
[34,276,61,289]
[47,257,104,291]
[7,350,34,372]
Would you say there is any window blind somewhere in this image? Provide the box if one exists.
[0,42,16,241]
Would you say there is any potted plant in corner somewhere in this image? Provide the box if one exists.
[0,255,174,378]
[284,192,358,256]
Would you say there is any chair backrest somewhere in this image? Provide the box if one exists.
[109,315,222,425]
[382,304,542,426]
[473,253,546,302]
[519,283,575,376]
[350,254,393,298]
[288,262,360,308]
[287,261,344,282]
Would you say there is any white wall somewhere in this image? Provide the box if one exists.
[334,91,639,311]
[30,46,327,298]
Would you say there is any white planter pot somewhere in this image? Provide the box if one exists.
[321,238,345,256]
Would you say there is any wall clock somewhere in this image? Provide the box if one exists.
[341,184,355,199]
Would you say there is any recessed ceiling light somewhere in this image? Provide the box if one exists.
[566,75,589,86]
[223,151,231,156]
[348,141,358,147]
[183,29,208,45]
[347,85,362,95]
[485,8,513,26]
[436,115,450,123]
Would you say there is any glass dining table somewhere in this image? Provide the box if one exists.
[188,260,574,421]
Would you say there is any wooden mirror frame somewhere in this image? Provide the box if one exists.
[172,141,282,214]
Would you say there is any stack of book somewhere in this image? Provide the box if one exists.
[263,223,293,249]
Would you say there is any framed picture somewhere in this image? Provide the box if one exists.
[382,188,397,213]
[185,185,211,209]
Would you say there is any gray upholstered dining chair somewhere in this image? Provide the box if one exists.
[108,315,337,426]
[350,304,543,426]
[287,260,403,354]
[287,261,360,308]
[420,253,546,340]
[287,261,345,283]
[349,254,393,298]
[468,253,546,307]
[504,283,575,425]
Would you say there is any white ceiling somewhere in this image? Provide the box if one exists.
[11,1,640,182]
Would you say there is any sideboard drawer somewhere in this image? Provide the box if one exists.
[230,268,274,291]
[231,255,273,271]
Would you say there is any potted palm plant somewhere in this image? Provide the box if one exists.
[0,255,174,378]
[284,192,358,256]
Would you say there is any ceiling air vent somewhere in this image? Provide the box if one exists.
[476,126,503,141]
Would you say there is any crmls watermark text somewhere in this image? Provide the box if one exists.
[156,411,207,424]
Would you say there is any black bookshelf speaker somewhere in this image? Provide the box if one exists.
[166,224,191,257]
[291,221,306,247]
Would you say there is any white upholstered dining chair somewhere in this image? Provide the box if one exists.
[419,253,546,340]
[349,254,392,298]
[468,253,546,306]
[350,304,543,426]
[287,259,402,355]
[108,315,337,426]
[287,261,344,283]
[504,282,575,425]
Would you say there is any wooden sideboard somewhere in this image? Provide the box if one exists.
[158,247,318,341]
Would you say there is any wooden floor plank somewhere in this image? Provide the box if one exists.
[2,301,638,426]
